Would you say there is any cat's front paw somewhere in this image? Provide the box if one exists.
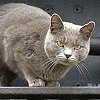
[46,81,60,87]
[29,79,45,87]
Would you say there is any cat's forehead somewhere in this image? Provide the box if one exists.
[63,22,82,30]
[63,22,82,41]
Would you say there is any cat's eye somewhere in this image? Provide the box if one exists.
[74,44,81,50]
[56,41,64,47]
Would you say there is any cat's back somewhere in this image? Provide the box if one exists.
[0,3,26,16]
[0,3,50,27]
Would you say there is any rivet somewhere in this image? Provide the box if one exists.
[73,5,83,13]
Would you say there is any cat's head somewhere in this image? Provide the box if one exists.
[44,13,95,66]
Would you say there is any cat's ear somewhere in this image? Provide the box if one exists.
[80,21,95,40]
[50,13,64,34]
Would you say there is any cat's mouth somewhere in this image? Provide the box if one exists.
[58,58,78,65]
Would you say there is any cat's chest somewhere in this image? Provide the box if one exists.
[41,64,71,81]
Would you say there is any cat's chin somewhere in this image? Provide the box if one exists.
[59,62,70,66]
[59,60,71,66]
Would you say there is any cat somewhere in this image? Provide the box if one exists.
[0,3,95,87]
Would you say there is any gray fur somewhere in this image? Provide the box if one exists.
[0,3,95,87]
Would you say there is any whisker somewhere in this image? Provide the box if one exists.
[76,65,84,82]
[80,62,92,83]
[49,60,58,73]
[40,58,52,65]
[77,64,87,80]
[41,58,55,68]
[43,60,55,70]
[46,59,57,72]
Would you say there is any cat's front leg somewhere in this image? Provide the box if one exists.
[22,70,45,87]
[21,69,45,87]
[14,53,45,87]
[22,69,45,87]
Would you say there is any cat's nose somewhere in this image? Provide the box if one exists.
[65,54,71,59]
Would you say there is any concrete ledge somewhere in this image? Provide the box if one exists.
[0,87,100,99]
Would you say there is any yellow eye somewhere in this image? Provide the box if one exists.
[74,45,81,50]
[56,41,64,47]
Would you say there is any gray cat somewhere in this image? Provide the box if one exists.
[0,3,95,87]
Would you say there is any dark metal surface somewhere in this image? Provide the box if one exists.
[0,87,100,99]
[90,38,100,55]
